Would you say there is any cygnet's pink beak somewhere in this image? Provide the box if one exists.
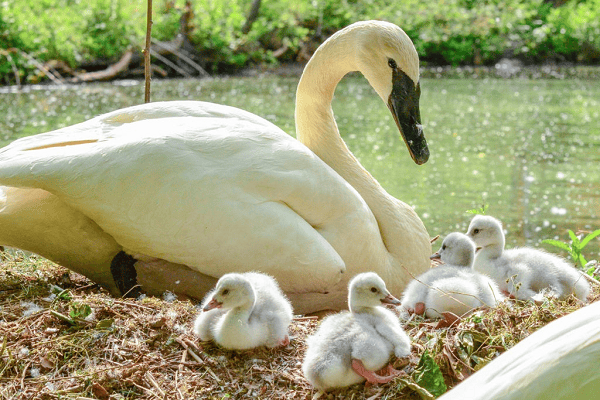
[430,252,441,260]
[203,298,222,311]
[381,293,401,306]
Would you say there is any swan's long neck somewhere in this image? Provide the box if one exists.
[295,32,370,200]
[295,27,429,269]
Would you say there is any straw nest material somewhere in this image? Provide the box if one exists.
[1,251,597,399]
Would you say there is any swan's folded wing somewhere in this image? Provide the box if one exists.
[0,112,375,293]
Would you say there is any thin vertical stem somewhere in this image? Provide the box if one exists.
[144,0,153,103]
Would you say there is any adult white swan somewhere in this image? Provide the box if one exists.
[438,300,600,400]
[0,20,431,314]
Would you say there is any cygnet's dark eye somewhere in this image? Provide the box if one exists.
[473,229,480,235]
[370,287,378,293]
[222,289,229,296]
[442,245,446,250]
[387,58,397,69]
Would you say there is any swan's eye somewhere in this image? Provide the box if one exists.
[387,58,397,69]
[222,289,229,296]
[473,229,480,235]
[370,287,378,293]
[442,245,446,250]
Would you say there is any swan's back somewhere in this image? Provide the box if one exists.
[439,301,600,400]
[0,101,278,154]
[0,101,382,294]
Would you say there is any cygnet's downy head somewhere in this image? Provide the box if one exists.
[348,272,400,310]
[466,215,506,250]
[430,232,476,267]
[203,273,255,311]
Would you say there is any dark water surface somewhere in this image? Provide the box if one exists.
[1,75,598,260]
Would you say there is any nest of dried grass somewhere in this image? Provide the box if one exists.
[1,252,598,399]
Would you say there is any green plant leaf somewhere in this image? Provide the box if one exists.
[56,290,72,301]
[578,254,587,268]
[466,204,488,215]
[413,350,447,397]
[96,318,114,330]
[568,229,581,248]
[69,303,92,320]
[580,229,600,248]
[542,239,571,252]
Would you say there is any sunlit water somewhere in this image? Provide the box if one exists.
[1,75,599,261]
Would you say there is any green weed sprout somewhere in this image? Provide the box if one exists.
[542,229,600,273]
[466,204,488,215]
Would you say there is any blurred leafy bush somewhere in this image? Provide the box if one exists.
[1,0,599,84]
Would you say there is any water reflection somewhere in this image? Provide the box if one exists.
[1,76,598,260]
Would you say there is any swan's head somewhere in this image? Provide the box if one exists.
[348,272,400,311]
[353,21,428,165]
[466,215,506,251]
[202,273,255,311]
[430,232,476,267]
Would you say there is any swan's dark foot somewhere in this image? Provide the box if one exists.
[110,251,141,298]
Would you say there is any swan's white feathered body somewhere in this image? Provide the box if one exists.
[303,272,411,390]
[193,272,293,350]
[0,102,362,293]
[401,232,503,318]
[467,215,590,302]
[0,185,122,294]
[438,300,600,400]
[0,21,431,313]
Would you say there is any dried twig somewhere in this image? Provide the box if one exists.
[17,50,64,85]
[151,38,209,77]
[1,256,598,399]
[144,0,153,103]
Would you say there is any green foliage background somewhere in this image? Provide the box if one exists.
[1,0,599,84]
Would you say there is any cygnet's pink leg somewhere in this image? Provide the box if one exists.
[277,335,290,347]
[351,359,403,386]
[376,363,403,376]
[414,302,426,315]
